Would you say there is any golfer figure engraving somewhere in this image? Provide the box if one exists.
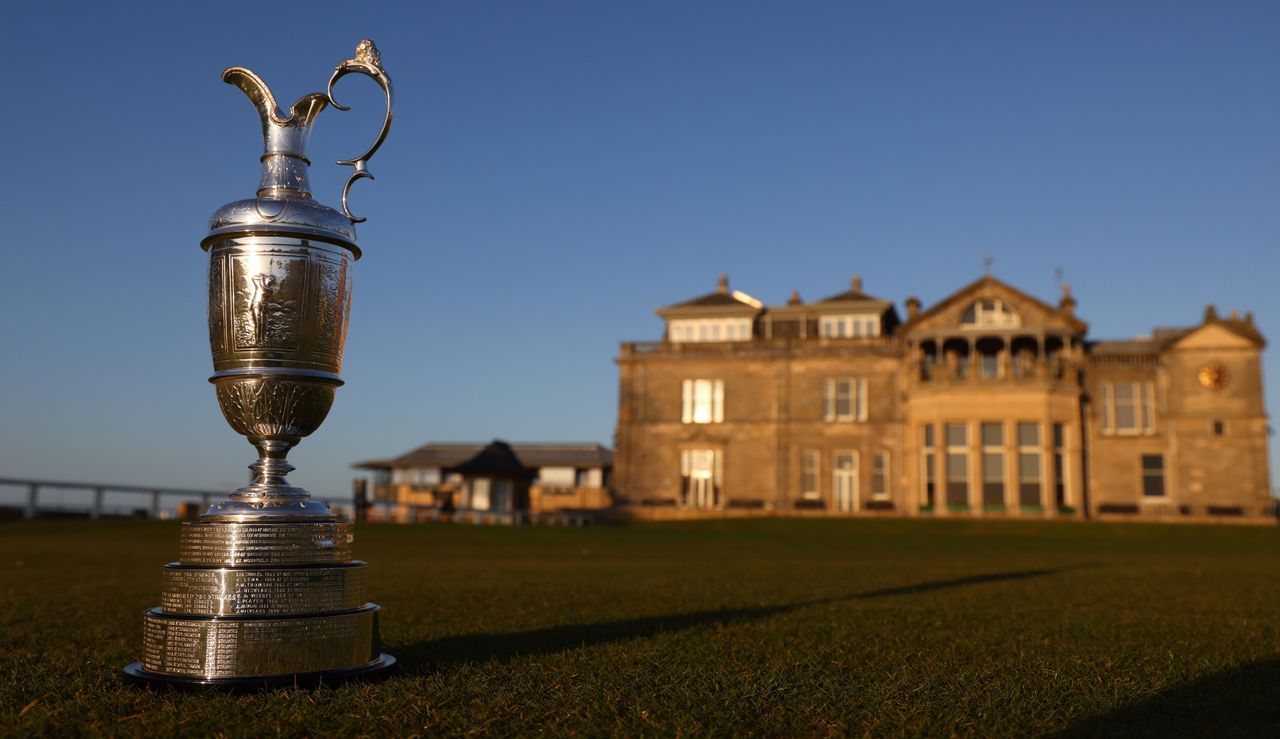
[123,40,397,689]
[248,273,276,346]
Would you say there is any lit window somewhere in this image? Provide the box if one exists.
[832,451,858,511]
[819,314,880,338]
[669,318,752,343]
[1053,423,1067,507]
[960,299,1020,329]
[871,452,890,499]
[1017,422,1041,507]
[470,478,491,510]
[823,378,868,422]
[681,379,724,424]
[1141,454,1165,498]
[539,466,576,487]
[801,450,820,500]
[680,449,721,509]
[1100,382,1155,435]
[945,423,969,507]
[981,422,1005,506]
[922,426,937,507]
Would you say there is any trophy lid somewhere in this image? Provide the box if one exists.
[202,40,394,259]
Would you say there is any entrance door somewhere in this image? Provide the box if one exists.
[682,449,719,510]
[689,474,714,510]
[833,452,859,512]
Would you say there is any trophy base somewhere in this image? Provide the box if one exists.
[121,653,396,692]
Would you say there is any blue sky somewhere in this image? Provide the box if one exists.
[1,1,1277,503]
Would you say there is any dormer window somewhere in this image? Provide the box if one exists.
[819,314,880,338]
[961,299,1020,329]
[669,318,753,343]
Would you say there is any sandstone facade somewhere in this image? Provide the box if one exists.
[614,275,1272,523]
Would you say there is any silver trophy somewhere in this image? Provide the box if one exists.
[123,40,396,688]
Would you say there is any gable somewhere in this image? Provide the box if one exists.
[1169,323,1259,351]
[901,276,1085,337]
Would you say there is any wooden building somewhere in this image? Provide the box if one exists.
[355,441,613,521]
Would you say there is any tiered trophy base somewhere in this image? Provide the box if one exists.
[124,518,395,691]
[121,654,396,691]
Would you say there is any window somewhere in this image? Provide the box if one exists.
[1100,382,1155,434]
[824,378,868,422]
[1212,420,1226,437]
[832,451,859,511]
[981,422,1005,506]
[538,467,575,487]
[945,423,969,506]
[871,452,889,499]
[980,351,1001,379]
[1052,423,1066,507]
[801,450,820,500]
[960,299,1020,329]
[1141,454,1165,498]
[682,379,724,424]
[819,314,880,338]
[470,478,491,510]
[922,425,937,507]
[669,318,753,343]
[391,467,440,486]
[680,449,721,509]
[1017,422,1041,507]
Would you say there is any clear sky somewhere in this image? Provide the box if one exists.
[1,1,1277,505]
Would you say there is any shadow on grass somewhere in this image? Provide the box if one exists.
[399,566,1079,673]
[1057,657,1280,738]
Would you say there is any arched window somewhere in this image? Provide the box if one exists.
[960,299,1020,329]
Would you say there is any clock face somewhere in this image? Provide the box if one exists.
[1198,363,1229,390]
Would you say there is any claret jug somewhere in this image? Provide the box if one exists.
[123,40,397,688]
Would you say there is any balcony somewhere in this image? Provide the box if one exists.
[619,336,903,359]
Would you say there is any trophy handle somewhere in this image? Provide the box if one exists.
[326,39,394,224]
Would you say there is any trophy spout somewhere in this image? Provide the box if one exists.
[222,67,330,199]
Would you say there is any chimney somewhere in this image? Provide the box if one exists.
[1204,304,1218,322]
[788,290,803,306]
[905,296,921,320]
[1059,281,1077,318]
[716,273,729,294]
[1246,311,1255,324]
[1230,309,1241,320]
[851,274,863,292]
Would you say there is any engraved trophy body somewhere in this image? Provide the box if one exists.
[123,40,397,688]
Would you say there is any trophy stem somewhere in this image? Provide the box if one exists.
[238,438,304,499]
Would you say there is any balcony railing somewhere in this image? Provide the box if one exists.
[621,336,904,357]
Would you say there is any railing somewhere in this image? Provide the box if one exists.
[621,336,904,357]
[1086,353,1161,366]
[0,477,352,521]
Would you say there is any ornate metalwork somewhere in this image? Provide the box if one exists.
[327,39,394,223]
[123,40,397,690]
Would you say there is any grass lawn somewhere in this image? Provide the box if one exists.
[1,518,1278,736]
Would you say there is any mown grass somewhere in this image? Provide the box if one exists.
[1,518,1278,736]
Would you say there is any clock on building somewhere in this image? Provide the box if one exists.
[1198,363,1229,390]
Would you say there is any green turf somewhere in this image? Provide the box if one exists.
[1,518,1278,736]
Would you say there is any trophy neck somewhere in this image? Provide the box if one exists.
[222,67,329,200]
[258,152,315,200]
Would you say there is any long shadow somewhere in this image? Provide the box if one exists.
[1056,657,1280,738]
[398,566,1078,673]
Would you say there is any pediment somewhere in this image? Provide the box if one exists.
[901,276,1085,337]
[1169,323,1261,351]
